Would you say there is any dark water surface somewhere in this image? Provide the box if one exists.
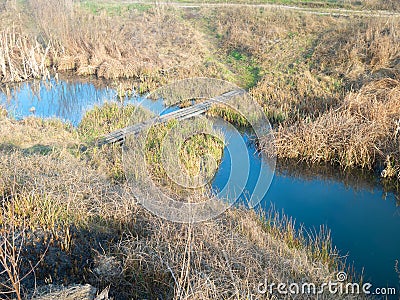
[1,77,399,294]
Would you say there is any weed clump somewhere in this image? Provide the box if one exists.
[143,119,224,194]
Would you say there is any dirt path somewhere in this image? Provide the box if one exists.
[117,0,400,17]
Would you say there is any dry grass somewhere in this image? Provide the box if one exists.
[1,0,399,96]
[0,0,228,91]
[257,15,399,124]
[310,17,400,87]
[202,7,343,122]
[0,1,398,298]
[0,27,51,83]
[204,7,399,126]
[360,0,400,11]
[205,6,400,181]
[270,78,400,178]
[0,117,78,151]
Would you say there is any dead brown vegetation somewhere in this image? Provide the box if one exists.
[0,0,226,91]
[0,27,51,83]
[208,7,344,122]
[311,17,400,87]
[271,78,400,179]
[206,6,400,180]
[0,1,398,298]
[360,0,400,11]
[253,15,400,179]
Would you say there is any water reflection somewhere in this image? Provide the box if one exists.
[0,75,116,125]
[212,117,400,291]
[276,159,400,206]
[261,162,400,291]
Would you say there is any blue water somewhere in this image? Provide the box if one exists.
[0,77,177,126]
[0,78,115,125]
[269,170,400,286]
[213,123,400,293]
[1,77,399,294]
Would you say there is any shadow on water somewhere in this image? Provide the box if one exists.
[276,159,400,205]
[1,77,400,294]
[212,124,400,292]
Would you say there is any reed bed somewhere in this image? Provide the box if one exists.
[1,0,398,96]
[0,0,223,91]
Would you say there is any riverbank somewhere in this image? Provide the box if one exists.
[0,108,351,299]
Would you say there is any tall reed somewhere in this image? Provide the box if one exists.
[0,27,50,83]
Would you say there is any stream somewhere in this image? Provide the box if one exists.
[1,76,399,294]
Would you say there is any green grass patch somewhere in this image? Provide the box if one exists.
[79,1,152,16]
[78,103,153,181]
[78,103,224,186]
[207,105,250,128]
[226,49,262,89]
[1,193,75,232]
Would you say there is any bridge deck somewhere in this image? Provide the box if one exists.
[97,89,243,146]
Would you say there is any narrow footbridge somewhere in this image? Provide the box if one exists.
[97,89,243,146]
